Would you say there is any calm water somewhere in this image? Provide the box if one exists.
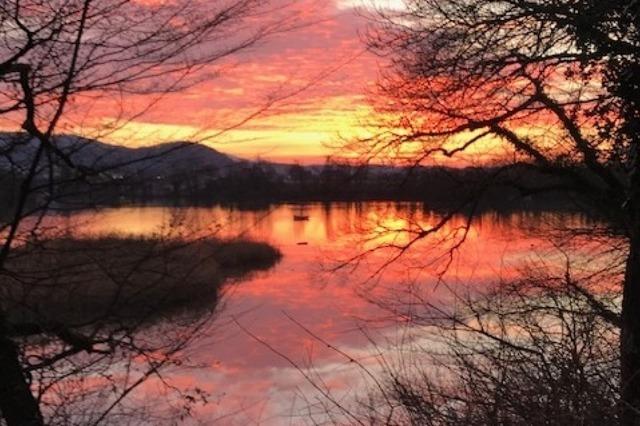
[49,202,595,424]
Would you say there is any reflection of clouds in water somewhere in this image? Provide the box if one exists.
[42,203,599,424]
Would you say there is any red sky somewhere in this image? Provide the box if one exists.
[0,0,591,167]
[91,0,384,164]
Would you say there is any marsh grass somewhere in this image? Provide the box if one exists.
[0,236,281,330]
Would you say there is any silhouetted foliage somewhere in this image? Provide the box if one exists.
[0,1,288,424]
[334,0,640,424]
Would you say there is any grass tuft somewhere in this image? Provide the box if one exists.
[0,236,281,329]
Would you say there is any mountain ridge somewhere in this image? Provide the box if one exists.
[0,133,239,178]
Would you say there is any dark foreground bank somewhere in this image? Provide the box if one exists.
[1,236,282,331]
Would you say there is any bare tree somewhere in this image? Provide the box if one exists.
[0,1,290,424]
[340,0,640,424]
[357,258,621,426]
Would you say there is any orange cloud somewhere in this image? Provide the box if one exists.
[45,0,378,164]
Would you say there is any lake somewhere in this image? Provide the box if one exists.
[47,202,598,424]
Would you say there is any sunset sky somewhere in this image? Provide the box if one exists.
[96,0,385,164]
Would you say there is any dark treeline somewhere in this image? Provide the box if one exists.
[167,162,581,210]
[0,132,607,215]
[0,133,601,214]
[0,159,600,214]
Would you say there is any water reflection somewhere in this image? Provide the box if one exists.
[48,203,596,424]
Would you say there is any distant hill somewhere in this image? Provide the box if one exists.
[0,132,591,213]
[0,133,238,178]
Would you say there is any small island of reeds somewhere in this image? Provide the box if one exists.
[1,235,282,332]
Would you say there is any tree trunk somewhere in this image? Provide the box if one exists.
[0,318,43,426]
[621,107,640,424]
[620,141,640,426]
